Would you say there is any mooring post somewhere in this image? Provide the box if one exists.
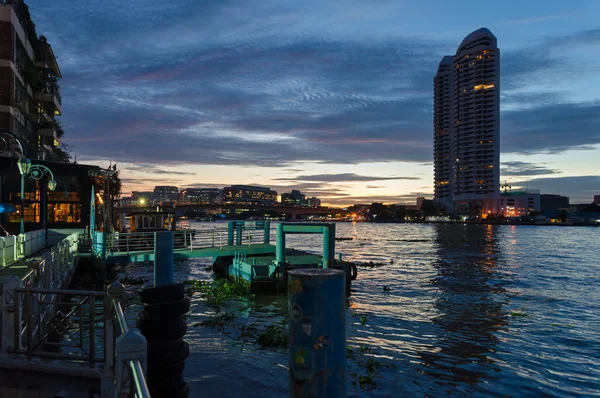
[154,231,174,286]
[288,269,346,397]
[263,221,271,244]
[227,221,234,246]
[276,223,285,266]
[93,231,107,267]
[322,223,335,269]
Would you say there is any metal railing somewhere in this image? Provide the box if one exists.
[2,280,150,397]
[104,225,275,255]
[106,282,150,398]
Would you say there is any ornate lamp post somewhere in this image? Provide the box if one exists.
[17,158,57,235]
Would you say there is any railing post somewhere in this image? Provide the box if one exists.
[288,269,346,397]
[115,330,147,398]
[106,282,126,377]
[2,276,23,355]
[264,221,271,244]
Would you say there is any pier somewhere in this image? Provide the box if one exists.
[0,221,351,397]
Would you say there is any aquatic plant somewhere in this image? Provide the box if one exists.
[360,316,368,325]
[335,237,353,241]
[365,358,379,373]
[185,279,251,312]
[383,286,392,292]
[194,312,236,328]
[119,276,146,285]
[358,374,377,390]
[257,324,288,348]
[510,311,527,317]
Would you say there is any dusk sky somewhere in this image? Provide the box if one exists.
[28,0,600,205]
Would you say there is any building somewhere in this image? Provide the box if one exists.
[499,190,540,217]
[281,189,308,207]
[594,195,600,205]
[223,185,277,205]
[540,194,569,212]
[434,28,500,217]
[153,186,179,204]
[183,188,222,204]
[308,197,321,207]
[0,1,64,161]
[131,191,154,205]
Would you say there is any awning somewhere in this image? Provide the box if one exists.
[0,203,17,214]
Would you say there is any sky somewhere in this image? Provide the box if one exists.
[28,0,600,205]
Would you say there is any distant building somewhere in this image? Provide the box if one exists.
[131,191,154,205]
[281,190,308,206]
[184,188,222,204]
[153,186,179,204]
[434,28,500,217]
[594,195,600,205]
[308,197,321,207]
[499,191,540,217]
[223,185,277,205]
[540,194,569,212]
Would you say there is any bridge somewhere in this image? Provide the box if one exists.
[114,203,349,220]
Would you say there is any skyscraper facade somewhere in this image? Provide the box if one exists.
[434,28,500,217]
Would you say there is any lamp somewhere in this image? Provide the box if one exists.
[17,157,31,175]
[48,179,57,191]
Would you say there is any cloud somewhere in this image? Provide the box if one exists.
[501,161,560,177]
[512,176,600,203]
[276,173,421,182]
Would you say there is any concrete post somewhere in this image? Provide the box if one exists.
[322,224,335,269]
[2,276,23,355]
[154,231,174,287]
[235,223,243,246]
[115,330,148,398]
[263,221,271,244]
[227,221,234,246]
[106,282,126,376]
[288,269,346,397]
[93,232,107,266]
[276,223,285,266]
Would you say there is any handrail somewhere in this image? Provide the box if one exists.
[112,297,129,335]
[129,360,151,398]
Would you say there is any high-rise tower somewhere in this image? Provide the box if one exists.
[433,28,500,217]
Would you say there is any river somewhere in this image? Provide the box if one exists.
[119,222,600,397]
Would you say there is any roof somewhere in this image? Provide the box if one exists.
[458,27,496,52]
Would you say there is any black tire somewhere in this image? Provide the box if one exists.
[150,381,189,398]
[148,341,190,365]
[137,314,188,340]
[139,283,185,304]
[143,297,190,318]
[148,370,184,389]
[349,263,358,280]
[147,337,183,353]
[148,359,186,376]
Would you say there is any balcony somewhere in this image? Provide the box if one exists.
[34,81,62,116]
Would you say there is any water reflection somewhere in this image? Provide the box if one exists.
[420,224,509,389]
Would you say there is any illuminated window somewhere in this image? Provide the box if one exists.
[474,84,495,91]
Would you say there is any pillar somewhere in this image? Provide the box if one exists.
[93,232,107,267]
[227,221,234,246]
[2,276,23,354]
[322,224,335,269]
[288,269,346,397]
[263,221,271,244]
[154,231,174,287]
[276,223,285,265]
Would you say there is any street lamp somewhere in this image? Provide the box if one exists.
[17,158,57,235]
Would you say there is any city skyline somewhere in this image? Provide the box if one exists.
[26,0,600,205]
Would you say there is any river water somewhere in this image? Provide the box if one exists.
[120,222,600,397]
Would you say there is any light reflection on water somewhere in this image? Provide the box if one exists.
[120,221,600,397]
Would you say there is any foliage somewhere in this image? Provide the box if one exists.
[257,324,288,348]
[360,316,368,325]
[184,279,251,312]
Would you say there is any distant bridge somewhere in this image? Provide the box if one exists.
[114,203,349,219]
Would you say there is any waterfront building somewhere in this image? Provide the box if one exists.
[308,197,321,207]
[0,1,63,160]
[281,189,308,207]
[594,195,600,205]
[223,185,277,205]
[499,190,540,217]
[131,191,154,205]
[183,188,222,204]
[540,194,569,212]
[153,186,179,204]
[434,28,500,217]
